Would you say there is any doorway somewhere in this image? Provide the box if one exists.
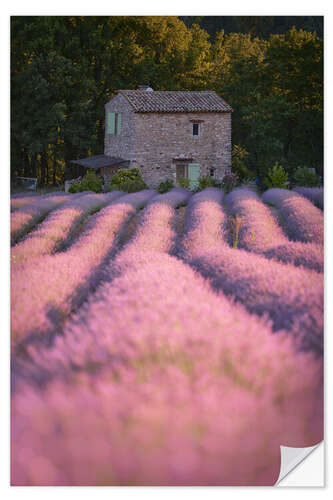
[176,163,200,189]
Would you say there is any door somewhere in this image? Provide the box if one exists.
[188,163,200,190]
[176,164,186,184]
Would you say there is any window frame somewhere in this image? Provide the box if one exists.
[192,122,200,137]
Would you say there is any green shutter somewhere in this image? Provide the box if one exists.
[188,163,200,190]
[116,113,122,135]
[107,112,115,134]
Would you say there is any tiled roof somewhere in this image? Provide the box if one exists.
[118,90,233,113]
[70,155,127,169]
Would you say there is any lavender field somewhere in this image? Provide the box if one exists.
[10,187,324,486]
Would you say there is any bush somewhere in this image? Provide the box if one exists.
[68,183,80,193]
[178,177,190,189]
[197,174,216,191]
[69,171,103,193]
[264,163,289,189]
[106,168,147,193]
[221,172,239,194]
[158,179,174,194]
[294,167,319,187]
[81,171,103,193]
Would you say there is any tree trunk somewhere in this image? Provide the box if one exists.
[40,151,47,186]
[31,154,37,178]
[45,153,49,186]
[53,148,57,186]
[22,148,30,177]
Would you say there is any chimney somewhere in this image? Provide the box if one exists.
[138,85,153,92]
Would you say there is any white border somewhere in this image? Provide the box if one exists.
[2,2,331,497]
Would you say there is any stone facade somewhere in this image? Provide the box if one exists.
[104,94,135,162]
[104,91,232,189]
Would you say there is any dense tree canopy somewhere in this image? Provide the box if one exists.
[11,16,323,187]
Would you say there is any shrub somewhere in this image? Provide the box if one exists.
[107,168,147,193]
[264,163,289,189]
[231,144,253,181]
[68,183,81,193]
[294,167,319,187]
[178,177,190,189]
[158,179,174,194]
[197,174,216,191]
[119,179,147,193]
[221,172,239,194]
[69,171,103,193]
[80,171,103,193]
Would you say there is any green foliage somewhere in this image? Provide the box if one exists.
[158,179,174,193]
[221,172,239,194]
[293,167,319,187]
[107,168,147,193]
[108,168,142,185]
[264,163,289,189]
[181,16,323,41]
[80,170,103,192]
[118,180,147,193]
[231,144,253,181]
[212,27,323,179]
[11,18,323,188]
[68,183,80,193]
[69,170,103,193]
[178,177,190,189]
[197,174,217,191]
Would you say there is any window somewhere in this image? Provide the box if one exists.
[107,112,122,135]
[209,167,215,178]
[192,123,200,137]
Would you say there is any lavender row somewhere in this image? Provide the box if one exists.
[293,187,324,210]
[225,188,323,272]
[11,192,123,265]
[118,188,191,256]
[11,194,72,245]
[12,250,323,485]
[11,195,41,212]
[10,190,86,209]
[148,187,192,207]
[11,190,155,346]
[178,189,323,353]
[262,188,324,245]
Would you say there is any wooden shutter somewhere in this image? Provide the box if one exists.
[107,112,115,134]
[188,163,200,190]
[116,113,122,135]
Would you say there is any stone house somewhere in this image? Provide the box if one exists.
[70,87,232,190]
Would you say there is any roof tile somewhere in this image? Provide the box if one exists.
[117,90,233,113]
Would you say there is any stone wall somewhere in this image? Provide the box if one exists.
[104,94,135,161]
[131,112,232,188]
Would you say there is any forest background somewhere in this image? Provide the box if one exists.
[10,16,323,187]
